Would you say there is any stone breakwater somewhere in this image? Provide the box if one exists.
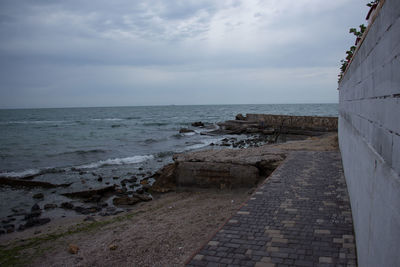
[151,147,285,192]
[218,114,338,135]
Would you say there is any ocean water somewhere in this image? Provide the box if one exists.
[0,104,337,223]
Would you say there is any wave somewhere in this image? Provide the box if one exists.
[125,116,141,120]
[0,155,152,178]
[77,155,154,169]
[92,118,124,121]
[54,149,107,156]
[184,138,221,151]
[142,122,169,126]
[111,124,126,128]
[144,138,160,144]
[0,167,66,179]
[0,169,41,179]
[0,120,66,125]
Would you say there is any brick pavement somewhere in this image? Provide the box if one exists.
[186,151,357,267]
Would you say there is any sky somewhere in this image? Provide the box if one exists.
[0,0,371,108]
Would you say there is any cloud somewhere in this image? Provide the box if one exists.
[0,0,372,108]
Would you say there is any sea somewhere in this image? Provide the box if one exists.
[0,104,338,225]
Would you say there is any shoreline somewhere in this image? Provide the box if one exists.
[0,113,336,233]
[0,133,338,266]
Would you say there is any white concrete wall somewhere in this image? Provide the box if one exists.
[338,0,400,266]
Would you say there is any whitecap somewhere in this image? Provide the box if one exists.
[0,169,41,178]
[77,155,154,169]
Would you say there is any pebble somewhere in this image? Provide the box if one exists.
[68,244,79,254]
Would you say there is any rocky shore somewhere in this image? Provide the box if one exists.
[0,132,339,267]
[0,114,337,238]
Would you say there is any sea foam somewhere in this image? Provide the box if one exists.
[78,155,154,169]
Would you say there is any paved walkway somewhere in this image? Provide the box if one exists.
[186,151,357,267]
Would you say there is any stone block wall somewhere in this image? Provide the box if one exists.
[338,0,400,266]
[244,114,338,132]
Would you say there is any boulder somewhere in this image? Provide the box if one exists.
[150,163,177,193]
[172,147,285,188]
[151,146,285,190]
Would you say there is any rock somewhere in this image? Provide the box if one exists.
[24,211,41,220]
[44,204,57,210]
[179,128,195,133]
[74,206,101,214]
[31,203,41,211]
[61,202,74,210]
[150,163,177,193]
[191,121,204,127]
[99,202,108,208]
[109,244,117,250]
[62,186,115,199]
[2,218,15,224]
[0,177,71,189]
[33,193,44,199]
[73,206,91,215]
[112,196,141,206]
[136,187,144,194]
[132,193,152,201]
[235,113,246,120]
[83,194,102,203]
[74,206,101,215]
[171,147,285,189]
[4,224,15,233]
[68,244,79,254]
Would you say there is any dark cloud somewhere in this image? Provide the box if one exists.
[0,0,371,108]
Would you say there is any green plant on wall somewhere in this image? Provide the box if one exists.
[367,0,379,7]
[339,0,381,83]
[349,24,366,38]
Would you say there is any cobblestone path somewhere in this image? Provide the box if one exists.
[186,151,357,267]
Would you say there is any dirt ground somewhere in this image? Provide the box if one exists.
[1,188,253,267]
[0,133,338,267]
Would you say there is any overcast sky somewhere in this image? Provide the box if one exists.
[0,0,371,108]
